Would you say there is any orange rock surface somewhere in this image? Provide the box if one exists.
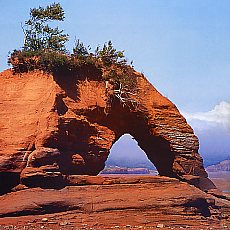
[0,69,229,229]
[0,68,215,193]
[0,175,229,229]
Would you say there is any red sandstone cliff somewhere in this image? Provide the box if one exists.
[0,68,230,229]
[0,68,215,193]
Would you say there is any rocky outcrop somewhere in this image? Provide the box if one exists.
[207,160,230,172]
[0,68,215,193]
[0,175,229,229]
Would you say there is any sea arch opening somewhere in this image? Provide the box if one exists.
[98,106,176,177]
[102,134,158,175]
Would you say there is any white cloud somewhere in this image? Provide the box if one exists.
[180,102,230,164]
[181,101,230,129]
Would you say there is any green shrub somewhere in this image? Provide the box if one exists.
[73,39,89,59]
[8,49,71,73]
[95,41,127,67]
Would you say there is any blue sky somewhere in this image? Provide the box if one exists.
[1,0,229,112]
[0,0,230,163]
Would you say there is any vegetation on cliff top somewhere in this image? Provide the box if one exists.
[8,3,130,75]
[8,3,140,112]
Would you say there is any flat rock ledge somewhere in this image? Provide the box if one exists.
[0,175,229,229]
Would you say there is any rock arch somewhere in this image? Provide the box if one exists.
[104,133,156,170]
[0,70,215,192]
[103,109,175,177]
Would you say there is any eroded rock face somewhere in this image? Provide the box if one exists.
[0,69,215,193]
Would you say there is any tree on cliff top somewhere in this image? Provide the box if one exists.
[8,2,139,113]
[22,3,68,52]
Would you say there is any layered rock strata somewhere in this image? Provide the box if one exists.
[0,69,215,193]
[1,176,229,229]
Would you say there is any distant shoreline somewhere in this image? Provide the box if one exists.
[207,170,230,193]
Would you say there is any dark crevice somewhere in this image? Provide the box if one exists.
[0,172,20,195]
[0,203,82,218]
[184,198,212,217]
